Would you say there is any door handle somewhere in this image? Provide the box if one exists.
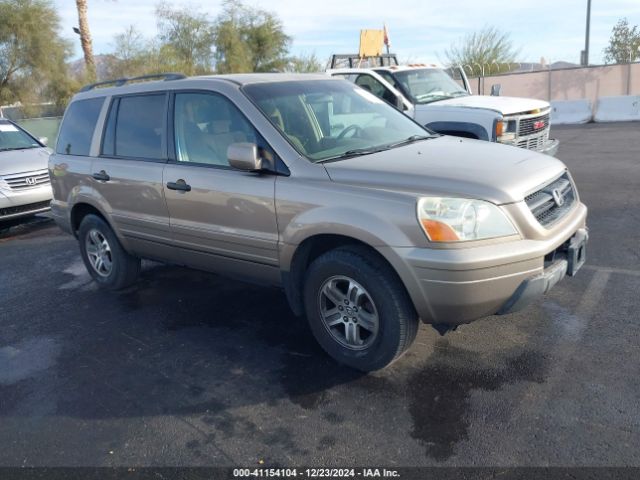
[92,170,110,182]
[166,179,191,192]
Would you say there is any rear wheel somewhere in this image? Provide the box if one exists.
[78,214,140,290]
[303,246,419,371]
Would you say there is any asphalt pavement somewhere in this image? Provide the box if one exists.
[0,122,638,467]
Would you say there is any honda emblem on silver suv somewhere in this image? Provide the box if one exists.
[552,188,565,207]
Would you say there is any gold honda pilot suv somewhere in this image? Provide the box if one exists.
[49,73,588,371]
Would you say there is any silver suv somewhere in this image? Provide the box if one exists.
[49,73,588,371]
[0,119,52,225]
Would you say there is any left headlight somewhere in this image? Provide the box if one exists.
[417,197,518,242]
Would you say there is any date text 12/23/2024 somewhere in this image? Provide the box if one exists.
[233,468,400,478]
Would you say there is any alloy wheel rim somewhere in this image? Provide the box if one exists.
[317,275,379,350]
[85,229,113,277]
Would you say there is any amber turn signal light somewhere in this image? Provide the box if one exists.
[420,219,460,242]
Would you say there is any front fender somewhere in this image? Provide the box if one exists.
[425,121,492,141]
[279,205,417,272]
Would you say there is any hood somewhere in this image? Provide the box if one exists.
[423,95,550,116]
[323,136,565,205]
[0,148,50,176]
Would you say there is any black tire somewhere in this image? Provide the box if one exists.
[303,245,419,371]
[78,214,140,290]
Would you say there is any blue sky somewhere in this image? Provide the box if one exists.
[54,0,640,66]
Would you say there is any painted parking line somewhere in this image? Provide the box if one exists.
[583,264,640,277]
[510,269,611,424]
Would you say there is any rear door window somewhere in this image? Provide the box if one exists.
[56,98,104,156]
[111,94,167,160]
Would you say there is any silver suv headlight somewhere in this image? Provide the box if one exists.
[417,197,518,242]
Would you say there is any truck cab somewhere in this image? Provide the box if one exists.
[327,54,559,156]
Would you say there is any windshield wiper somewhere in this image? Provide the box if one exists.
[318,146,392,163]
[386,134,433,149]
[0,146,36,152]
[318,135,434,163]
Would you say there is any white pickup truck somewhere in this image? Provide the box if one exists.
[328,56,559,156]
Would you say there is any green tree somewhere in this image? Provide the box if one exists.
[214,0,290,73]
[106,23,213,79]
[105,26,164,78]
[106,0,292,77]
[603,18,640,64]
[443,26,519,75]
[156,2,216,75]
[286,52,324,73]
[0,0,73,106]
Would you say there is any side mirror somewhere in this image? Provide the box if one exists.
[490,84,502,96]
[395,95,405,110]
[228,142,263,171]
[38,137,48,146]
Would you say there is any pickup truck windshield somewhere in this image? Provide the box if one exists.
[243,80,433,162]
[0,122,40,152]
[392,69,469,104]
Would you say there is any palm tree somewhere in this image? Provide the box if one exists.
[75,0,96,81]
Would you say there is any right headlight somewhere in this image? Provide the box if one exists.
[417,197,518,242]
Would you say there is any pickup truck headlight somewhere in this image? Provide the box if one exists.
[417,197,518,242]
[496,120,517,142]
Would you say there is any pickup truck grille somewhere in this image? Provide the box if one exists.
[525,173,576,227]
[517,130,549,151]
[518,113,550,137]
[501,111,552,153]
[1,169,50,190]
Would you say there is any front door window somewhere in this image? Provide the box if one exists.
[174,93,258,167]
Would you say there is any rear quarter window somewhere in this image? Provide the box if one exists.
[56,97,104,156]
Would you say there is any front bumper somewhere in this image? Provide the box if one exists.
[381,203,587,326]
[497,227,587,315]
[500,137,559,157]
[0,185,52,221]
[539,138,560,156]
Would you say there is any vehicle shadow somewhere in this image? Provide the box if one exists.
[50,262,374,415]
[0,214,54,241]
[1,256,549,462]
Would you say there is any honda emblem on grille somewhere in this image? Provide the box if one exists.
[25,177,37,185]
[533,120,545,130]
[552,188,565,207]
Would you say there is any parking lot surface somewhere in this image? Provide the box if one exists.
[1,122,639,467]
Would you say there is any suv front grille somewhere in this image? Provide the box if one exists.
[525,173,576,227]
[2,169,50,190]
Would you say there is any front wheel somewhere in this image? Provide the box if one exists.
[78,214,140,290]
[303,246,419,371]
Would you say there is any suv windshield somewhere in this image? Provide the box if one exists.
[243,80,433,162]
[392,69,468,104]
[0,122,40,152]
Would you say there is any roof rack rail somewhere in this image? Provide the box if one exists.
[79,73,187,92]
